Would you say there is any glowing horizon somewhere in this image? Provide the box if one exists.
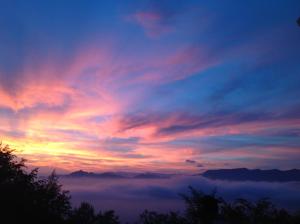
[1,1,300,174]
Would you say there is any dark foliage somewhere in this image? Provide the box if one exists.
[0,143,70,224]
[68,202,119,224]
[0,144,119,224]
[181,187,222,224]
[221,198,294,224]
[138,187,300,224]
[139,210,187,224]
[1,143,299,224]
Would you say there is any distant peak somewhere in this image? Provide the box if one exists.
[64,171,176,179]
[69,170,93,177]
[202,168,300,182]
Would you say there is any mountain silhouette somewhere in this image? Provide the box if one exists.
[133,172,173,179]
[202,168,300,182]
[67,170,124,178]
[65,170,175,179]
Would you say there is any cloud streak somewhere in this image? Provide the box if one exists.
[1,0,300,172]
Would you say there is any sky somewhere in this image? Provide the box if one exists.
[0,0,300,173]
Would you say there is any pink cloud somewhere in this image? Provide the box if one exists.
[2,35,294,173]
[116,110,300,143]
[130,11,173,37]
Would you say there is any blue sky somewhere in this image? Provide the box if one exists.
[0,0,300,172]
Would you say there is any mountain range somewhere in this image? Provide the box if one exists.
[201,168,300,182]
[64,170,174,179]
[63,168,300,182]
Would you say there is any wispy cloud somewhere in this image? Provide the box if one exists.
[1,0,300,172]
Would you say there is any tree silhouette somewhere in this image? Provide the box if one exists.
[68,202,120,224]
[0,143,71,224]
[179,187,300,224]
[221,198,253,224]
[0,144,120,224]
[221,198,296,224]
[181,187,223,224]
[95,210,120,224]
[68,202,96,224]
[139,210,186,224]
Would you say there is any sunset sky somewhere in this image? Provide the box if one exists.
[1,0,300,173]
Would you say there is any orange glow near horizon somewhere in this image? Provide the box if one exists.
[1,2,299,174]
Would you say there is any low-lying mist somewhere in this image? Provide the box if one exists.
[60,176,300,223]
